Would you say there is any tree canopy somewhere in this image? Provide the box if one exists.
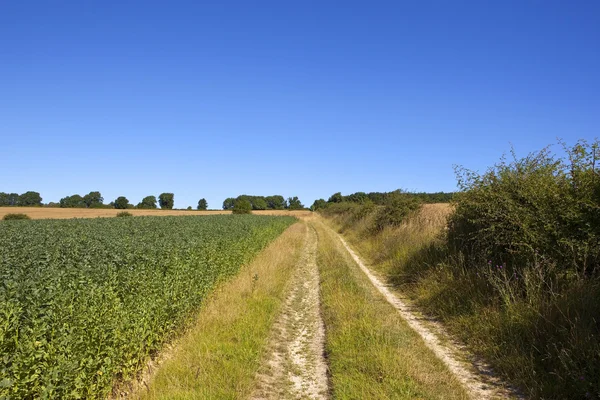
[114,196,130,209]
[158,193,174,209]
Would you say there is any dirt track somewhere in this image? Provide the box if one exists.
[252,224,329,400]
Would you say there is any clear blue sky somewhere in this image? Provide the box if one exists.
[1,1,599,209]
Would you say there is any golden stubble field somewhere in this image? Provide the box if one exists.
[0,207,312,220]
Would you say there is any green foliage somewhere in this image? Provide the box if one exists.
[0,193,20,206]
[116,211,133,217]
[137,195,157,209]
[222,197,235,210]
[232,198,252,214]
[252,197,268,210]
[265,195,286,210]
[311,199,327,211]
[83,191,104,208]
[224,195,292,210]
[197,198,208,210]
[113,196,130,209]
[2,213,31,220]
[449,141,600,276]
[328,192,343,203]
[17,191,42,206]
[0,215,294,399]
[373,193,422,231]
[287,196,304,210]
[59,194,86,208]
[158,193,174,210]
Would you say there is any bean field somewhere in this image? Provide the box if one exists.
[0,215,295,399]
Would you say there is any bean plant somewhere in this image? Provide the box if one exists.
[0,215,294,399]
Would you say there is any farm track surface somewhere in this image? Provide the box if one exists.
[330,226,519,400]
[251,224,329,400]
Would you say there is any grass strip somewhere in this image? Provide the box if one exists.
[134,222,307,399]
[313,220,468,400]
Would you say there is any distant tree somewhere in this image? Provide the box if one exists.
[252,197,268,210]
[287,196,304,210]
[137,195,157,209]
[0,192,20,206]
[310,199,327,211]
[60,194,85,208]
[17,191,42,206]
[328,192,343,203]
[158,193,174,209]
[187,206,192,210]
[46,202,60,208]
[232,198,252,214]
[197,198,208,210]
[83,191,103,208]
[265,195,286,210]
[114,196,130,209]
[222,197,235,210]
[345,192,369,203]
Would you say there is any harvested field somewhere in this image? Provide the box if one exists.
[0,207,311,220]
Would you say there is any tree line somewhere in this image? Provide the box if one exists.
[222,195,305,210]
[311,190,455,210]
[0,191,210,210]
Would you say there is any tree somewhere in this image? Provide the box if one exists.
[222,198,235,210]
[328,192,343,203]
[287,196,304,210]
[158,193,174,209]
[60,194,85,208]
[232,198,252,214]
[252,197,268,210]
[0,193,20,206]
[265,195,286,210]
[83,191,103,208]
[310,199,327,211]
[17,191,42,206]
[197,198,208,210]
[137,195,157,209]
[114,196,130,209]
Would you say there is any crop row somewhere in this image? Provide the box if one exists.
[0,215,295,399]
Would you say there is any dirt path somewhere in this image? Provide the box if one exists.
[251,225,329,400]
[333,231,518,400]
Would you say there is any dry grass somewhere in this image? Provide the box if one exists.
[313,218,469,399]
[130,222,307,399]
[0,207,311,220]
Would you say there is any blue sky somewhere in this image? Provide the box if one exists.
[1,1,599,209]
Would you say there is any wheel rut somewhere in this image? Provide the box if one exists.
[251,225,329,400]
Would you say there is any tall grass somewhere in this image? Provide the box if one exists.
[322,140,600,399]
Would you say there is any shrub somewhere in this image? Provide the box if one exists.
[449,141,600,277]
[232,199,252,214]
[373,193,421,231]
[3,213,30,220]
[116,211,133,217]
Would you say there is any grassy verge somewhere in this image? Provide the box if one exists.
[133,222,307,399]
[312,220,468,399]
[324,199,600,399]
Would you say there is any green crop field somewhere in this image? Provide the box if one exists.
[0,215,295,399]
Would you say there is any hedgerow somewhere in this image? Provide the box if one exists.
[0,215,294,399]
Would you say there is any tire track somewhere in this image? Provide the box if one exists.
[251,225,329,400]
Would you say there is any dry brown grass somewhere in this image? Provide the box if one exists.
[0,207,311,220]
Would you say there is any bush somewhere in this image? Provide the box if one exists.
[373,193,421,231]
[116,211,133,217]
[3,213,31,220]
[232,199,252,214]
[449,141,600,277]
